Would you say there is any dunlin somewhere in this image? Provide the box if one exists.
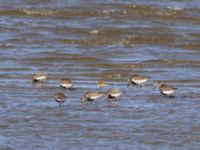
[32,72,47,82]
[127,74,148,87]
[54,92,67,105]
[81,91,103,103]
[60,78,73,89]
[155,82,177,97]
[105,89,122,101]
[97,81,107,88]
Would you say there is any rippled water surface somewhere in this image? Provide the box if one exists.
[0,0,200,149]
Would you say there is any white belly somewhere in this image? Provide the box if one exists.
[56,98,65,103]
[161,90,175,95]
[90,95,101,99]
[132,79,147,85]
[61,83,72,88]
[110,93,121,97]
[34,76,46,81]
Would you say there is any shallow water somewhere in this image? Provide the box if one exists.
[0,0,200,149]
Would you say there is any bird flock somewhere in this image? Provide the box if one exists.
[32,72,177,106]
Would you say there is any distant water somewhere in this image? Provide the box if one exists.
[0,0,200,149]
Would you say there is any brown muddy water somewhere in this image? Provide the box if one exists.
[0,0,200,149]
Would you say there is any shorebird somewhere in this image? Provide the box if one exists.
[105,89,122,101]
[97,81,107,88]
[32,72,47,82]
[127,74,148,87]
[60,78,73,89]
[155,82,177,97]
[54,92,67,105]
[81,91,103,103]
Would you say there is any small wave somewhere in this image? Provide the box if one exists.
[167,6,184,11]
[0,43,13,48]
[0,8,101,17]
[0,5,184,19]
[20,8,57,16]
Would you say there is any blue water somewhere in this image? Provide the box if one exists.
[0,0,200,149]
